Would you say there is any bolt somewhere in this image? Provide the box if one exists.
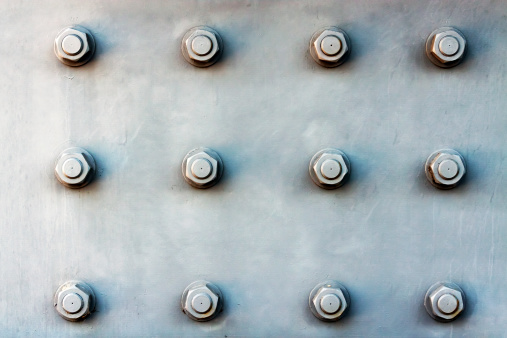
[54,147,96,189]
[424,281,465,322]
[181,26,223,68]
[426,27,466,68]
[309,280,350,321]
[182,147,223,189]
[54,26,95,67]
[181,280,223,321]
[310,27,351,68]
[54,280,96,322]
[309,148,351,189]
[425,149,466,189]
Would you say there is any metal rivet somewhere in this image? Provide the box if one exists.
[438,159,459,180]
[181,280,223,321]
[54,147,96,189]
[54,26,95,67]
[62,158,83,178]
[181,26,223,68]
[309,148,351,189]
[191,158,212,179]
[309,280,350,321]
[320,293,341,314]
[182,147,223,189]
[425,27,467,68]
[424,281,465,322]
[309,27,351,68]
[320,159,342,180]
[425,149,466,189]
[54,280,96,322]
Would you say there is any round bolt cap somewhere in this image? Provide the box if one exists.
[310,26,351,68]
[54,147,96,189]
[62,293,83,314]
[309,148,351,189]
[426,27,466,68]
[320,293,341,314]
[62,158,83,178]
[425,149,466,189]
[424,281,465,322]
[62,34,83,56]
[191,293,212,313]
[439,36,459,56]
[438,159,459,180]
[181,280,223,321]
[54,280,96,322]
[191,158,212,179]
[192,35,213,56]
[182,147,223,189]
[309,280,350,321]
[437,294,459,314]
[320,35,342,56]
[54,26,95,67]
[181,26,223,68]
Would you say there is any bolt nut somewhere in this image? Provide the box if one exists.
[54,280,96,322]
[425,27,466,68]
[309,148,351,189]
[310,27,351,68]
[54,26,96,67]
[424,281,465,322]
[425,149,466,189]
[309,280,350,322]
[181,26,223,68]
[54,147,96,189]
[181,280,223,322]
[182,147,223,189]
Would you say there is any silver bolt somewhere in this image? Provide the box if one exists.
[181,280,223,322]
[310,27,351,68]
[426,27,467,68]
[181,26,223,68]
[425,149,466,189]
[309,148,351,189]
[309,280,350,321]
[182,147,223,189]
[54,147,96,189]
[54,26,95,67]
[54,280,96,322]
[424,281,465,322]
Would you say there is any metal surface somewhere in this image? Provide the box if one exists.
[1,0,507,336]
[424,281,466,322]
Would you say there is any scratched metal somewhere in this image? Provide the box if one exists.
[0,1,506,336]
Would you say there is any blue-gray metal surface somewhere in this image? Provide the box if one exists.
[0,0,506,336]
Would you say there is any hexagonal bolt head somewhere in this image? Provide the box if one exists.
[309,148,351,189]
[425,149,466,190]
[54,147,96,189]
[181,280,224,322]
[54,26,96,67]
[310,27,351,68]
[181,26,224,68]
[425,27,467,68]
[309,280,350,322]
[182,147,223,189]
[54,280,96,322]
[424,281,465,322]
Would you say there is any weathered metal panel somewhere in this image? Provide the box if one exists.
[0,0,506,336]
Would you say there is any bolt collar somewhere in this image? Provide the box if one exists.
[182,147,223,189]
[425,149,466,189]
[181,280,223,321]
[54,26,95,67]
[310,26,351,67]
[54,280,96,322]
[309,148,351,189]
[425,27,466,68]
[309,280,350,321]
[181,26,223,68]
[54,147,96,189]
[424,281,465,322]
